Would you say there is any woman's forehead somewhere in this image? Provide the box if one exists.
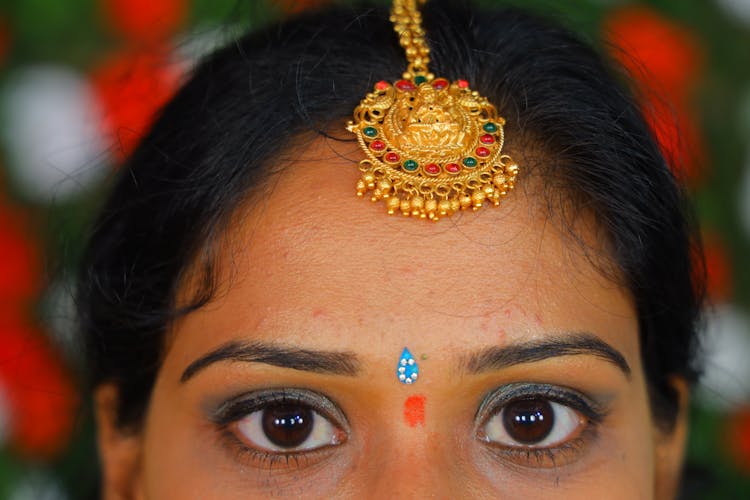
[169,136,638,368]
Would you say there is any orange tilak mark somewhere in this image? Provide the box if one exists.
[403,395,426,427]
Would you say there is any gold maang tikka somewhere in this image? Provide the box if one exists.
[346,0,518,220]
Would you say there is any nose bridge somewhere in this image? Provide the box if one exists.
[363,431,460,499]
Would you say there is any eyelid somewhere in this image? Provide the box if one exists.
[210,388,350,432]
[474,382,609,427]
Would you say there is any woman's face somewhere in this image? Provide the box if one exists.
[97,139,687,499]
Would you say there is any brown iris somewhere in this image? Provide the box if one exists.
[502,399,554,444]
[261,404,314,449]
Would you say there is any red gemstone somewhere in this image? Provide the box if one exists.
[431,78,449,90]
[375,80,390,91]
[457,79,469,89]
[480,134,495,145]
[476,146,490,157]
[370,140,386,152]
[424,163,441,175]
[395,79,416,91]
[384,152,400,163]
[445,163,461,173]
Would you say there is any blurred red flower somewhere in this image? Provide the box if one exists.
[0,200,40,309]
[604,6,702,99]
[725,407,750,475]
[0,319,78,459]
[0,18,10,66]
[640,95,707,185]
[604,6,707,185]
[101,0,187,45]
[701,231,732,302]
[91,47,181,161]
[0,199,77,459]
[274,0,332,14]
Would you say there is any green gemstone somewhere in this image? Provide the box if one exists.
[463,157,478,168]
[403,159,419,171]
[414,75,427,85]
[483,122,497,133]
[363,126,378,138]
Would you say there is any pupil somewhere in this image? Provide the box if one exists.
[262,404,314,449]
[502,399,554,444]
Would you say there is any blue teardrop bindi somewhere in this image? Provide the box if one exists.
[396,347,419,384]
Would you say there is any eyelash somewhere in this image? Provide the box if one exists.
[211,384,608,472]
[212,389,348,471]
[475,383,608,468]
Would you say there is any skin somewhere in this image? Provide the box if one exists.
[96,137,688,499]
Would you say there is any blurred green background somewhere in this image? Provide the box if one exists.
[0,0,749,498]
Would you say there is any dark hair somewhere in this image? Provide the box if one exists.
[77,0,704,430]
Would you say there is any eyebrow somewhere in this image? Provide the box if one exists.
[463,333,631,378]
[180,341,361,383]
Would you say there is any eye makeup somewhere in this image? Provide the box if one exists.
[203,379,614,476]
[209,388,350,471]
[474,382,612,469]
[210,388,348,426]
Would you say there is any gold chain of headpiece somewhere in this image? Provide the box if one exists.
[346,0,518,220]
[391,0,431,77]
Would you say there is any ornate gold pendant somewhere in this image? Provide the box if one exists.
[347,77,518,220]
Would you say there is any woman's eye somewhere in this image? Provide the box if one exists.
[234,402,343,452]
[480,398,585,448]
[475,384,607,468]
[213,389,350,470]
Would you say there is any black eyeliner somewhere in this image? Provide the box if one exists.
[474,382,613,469]
[210,388,349,472]
[210,388,349,430]
[475,382,611,425]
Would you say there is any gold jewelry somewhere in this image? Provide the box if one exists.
[346,0,518,220]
